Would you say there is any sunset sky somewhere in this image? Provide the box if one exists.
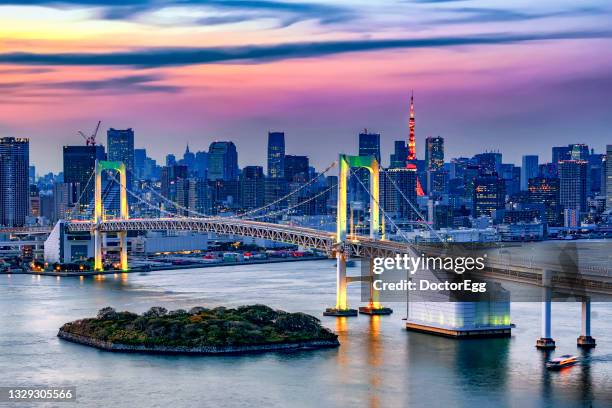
[1,0,611,174]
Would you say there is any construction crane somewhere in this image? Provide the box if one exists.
[78,121,101,146]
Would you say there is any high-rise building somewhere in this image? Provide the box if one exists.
[176,178,209,216]
[284,155,309,182]
[208,141,238,181]
[0,137,29,227]
[240,165,265,209]
[381,168,417,221]
[390,140,407,168]
[552,146,571,164]
[134,148,147,180]
[521,155,539,191]
[358,131,381,163]
[528,177,562,226]
[473,173,505,217]
[473,152,502,174]
[267,132,285,179]
[29,184,40,218]
[181,144,195,173]
[606,145,612,209]
[587,151,604,196]
[63,145,106,208]
[570,144,589,161]
[559,160,588,213]
[53,182,80,221]
[29,165,36,185]
[161,164,188,204]
[425,136,444,170]
[194,151,208,179]
[166,154,176,167]
[107,128,135,188]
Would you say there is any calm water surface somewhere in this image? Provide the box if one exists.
[1,260,611,408]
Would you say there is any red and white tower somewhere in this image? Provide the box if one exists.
[406,92,425,196]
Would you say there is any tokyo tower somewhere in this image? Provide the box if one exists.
[406,92,425,196]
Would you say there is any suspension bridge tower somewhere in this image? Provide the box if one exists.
[324,154,392,317]
[93,160,129,271]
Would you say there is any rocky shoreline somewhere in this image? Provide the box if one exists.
[57,329,339,355]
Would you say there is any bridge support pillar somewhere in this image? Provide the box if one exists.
[536,269,555,349]
[93,228,103,271]
[118,231,128,272]
[577,297,596,348]
[324,252,357,317]
[359,258,392,315]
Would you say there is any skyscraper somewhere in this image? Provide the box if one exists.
[208,141,238,181]
[284,155,309,182]
[0,137,29,227]
[240,165,265,209]
[390,140,407,168]
[521,155,539,191]
[473,173,505,217]
[606,145,612,209]
[63,144,105,209]
[474,152,502,174]
[134,148,147,180]
[559,160,588,213]
[358,131,381,163]
[267,132,285,179]
[425,136,444,170]
[107,128,135,188]
[528,177,562,226]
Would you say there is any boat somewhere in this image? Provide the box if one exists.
[546,355,578,370]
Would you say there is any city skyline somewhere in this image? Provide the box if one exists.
[0,0,611,173]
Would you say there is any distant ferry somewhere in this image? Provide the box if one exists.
[546,355,578,369]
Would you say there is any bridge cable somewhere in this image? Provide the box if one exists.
[382,169,445,243]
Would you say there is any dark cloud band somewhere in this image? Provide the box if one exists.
[0,30,611,68]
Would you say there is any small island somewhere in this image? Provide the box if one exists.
[58,305,339,354]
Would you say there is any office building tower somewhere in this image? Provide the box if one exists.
[166,154,176,167]
[382,168,418,221]
[107,128,135,187]
[473,173,505,217]
[53,182,80,221]
[29,184,40,218]
[63,145,106,209]
[552,146,571,164]
[208,141,238,181]
[284,155,309,182]
[569,144,589,161]
[390,140,407,168]
[473,152,502,174]
[528,177,562,226]
[425,136,444,170]
[358,131,381,163]
[241,166,265,209]
[559,160,588,213]
[29,165,36,185]
[161,164,188,204]
[194,151,208,179]
[181,144,195,173]
[521,155,539,191]
[606,145,612,209]
[0,137,29,227]
[267,132,285,179]
[134,148,146,180]
[588,151,604,195]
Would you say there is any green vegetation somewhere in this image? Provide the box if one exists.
[59,305,338,348]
